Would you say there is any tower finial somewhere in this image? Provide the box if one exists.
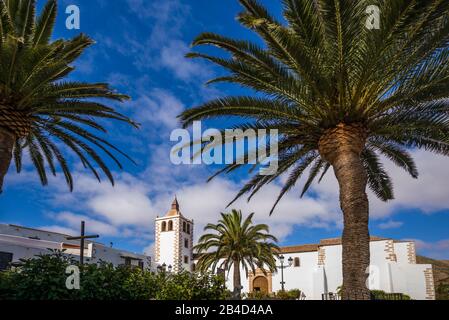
[171,196,179,210]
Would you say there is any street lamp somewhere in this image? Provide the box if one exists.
[277,255,293,291]
[157,263,173,274]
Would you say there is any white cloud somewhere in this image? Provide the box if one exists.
[159,40,213,81]
[128,88,185,129]
[50,211,119,236]
[407,238,449,259]
[143,243,154,257]
[377,220,403,230]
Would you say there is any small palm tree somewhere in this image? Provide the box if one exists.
[194,209,279,299]
[180,0,449,298]
[0,0,137,193]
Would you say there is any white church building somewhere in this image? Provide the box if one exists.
[154,198,436,300]
[0,198,436,300]
[0,224,151,270]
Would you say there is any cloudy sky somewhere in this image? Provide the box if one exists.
[1,0,448,259]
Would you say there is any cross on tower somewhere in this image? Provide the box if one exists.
[66,221,99,265]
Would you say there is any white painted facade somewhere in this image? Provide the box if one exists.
[211,238,435,300]
[144,201,433,300]
[0,224,151,269]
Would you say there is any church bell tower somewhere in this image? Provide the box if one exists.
[154,197,194,273]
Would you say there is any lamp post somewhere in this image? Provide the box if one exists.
[157,263,172,274]
[277,255,293,291]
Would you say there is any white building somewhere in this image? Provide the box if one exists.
[224,237,435,300]
[0,199,436,300]
[0,224,151,270]
[153,199,435,300]
[154,197,194,273]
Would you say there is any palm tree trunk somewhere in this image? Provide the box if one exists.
[232,259,242,300]
[0,127,14,194]
[319,123,371,300]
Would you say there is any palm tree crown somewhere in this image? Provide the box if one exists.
[180,0,449,211]
[0,0,137,192]
[181,0,449,298]
[195,210,279,297]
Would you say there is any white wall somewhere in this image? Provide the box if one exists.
[389,263,433,300]
[213,240,433,300]
[0,224,151,269]
[394,242,411,264]
[271,252,320,299]
[157,230,176,267]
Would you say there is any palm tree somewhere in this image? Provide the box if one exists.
[180,0,449,299]
[0,0,137,193]
[194,210,279,299]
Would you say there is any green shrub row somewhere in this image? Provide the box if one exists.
[245,289,302,300]
[0,252,229,300]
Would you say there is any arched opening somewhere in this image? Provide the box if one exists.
[168,220,173,231]
[183,221,187,232]
[161,221,167,232]
[253,276,269,294]
[187,224,190,234]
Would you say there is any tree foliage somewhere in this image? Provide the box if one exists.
[194,209,279,276]
[0,0,138,190]
[179,0,449,214]
[0,252,228,300]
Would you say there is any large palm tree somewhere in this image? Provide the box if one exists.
[194,210,279,299]
[180,0,449,299]
[0,0,137,193]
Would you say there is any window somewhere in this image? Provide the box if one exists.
[0,252,13,271]
[125,257,132,266]
[161,221,167,232]
[168,220,173,231]
[187,224,191,235]
[184,239,189,248]
[184,256,189,264]
[294,257,300,267]
[183,221,187,233]
[191,263,196,272]
[138,261,144,270]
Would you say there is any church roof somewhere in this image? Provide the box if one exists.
[279,244,319,254]
[319,236,388,246]
[165,197,184,217]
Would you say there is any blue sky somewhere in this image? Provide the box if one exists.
[0,0,448,259]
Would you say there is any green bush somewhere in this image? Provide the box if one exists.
[0,253,228,300]
[244,291,274,300]
[244,289,302,300]
[275,289,302,300]
[370,290,411,300]
[436,283,449,300]
[155,271,230,300]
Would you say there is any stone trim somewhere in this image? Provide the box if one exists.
[318,247,326,265]
[173,219,181,273]
[423,267,436,300]
[155,219,161,263]
[248,269,273,294]
[384,240,397,262]
[407,242,417,264]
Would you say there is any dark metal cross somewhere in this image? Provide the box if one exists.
[66,221,99,265]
